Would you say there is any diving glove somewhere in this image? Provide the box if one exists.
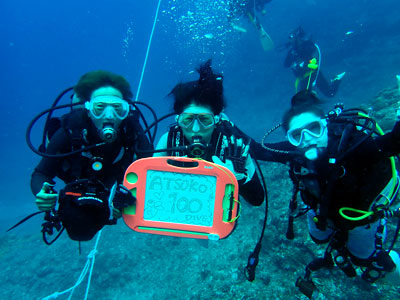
[212,135,252,182]
[212,156,247,182]
[112,207,122,219]
[226,136,250,173]
[35,182,58,211]
[113,184,136,209]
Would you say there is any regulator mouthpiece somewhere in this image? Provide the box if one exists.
[190,136,206,157]
[100,125,117,143]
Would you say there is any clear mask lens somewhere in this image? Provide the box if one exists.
[87,96,129,120]
[287,120,324,146]
[178,113,215,129]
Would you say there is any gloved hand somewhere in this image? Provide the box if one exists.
[212,135,251,181]
[112,207,122,219]
[224,135,250,174]
[35,182,58,211]
[212,155,247,181]
[112,184,136,209]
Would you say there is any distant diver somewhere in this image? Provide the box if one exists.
[228,0,274,51]
[284,26,346,97]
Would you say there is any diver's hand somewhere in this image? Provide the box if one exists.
[35,182,58,211]
[212,156,246,181]
[112,207,122,219]
[113,184,136,209]
[223,136,250,174]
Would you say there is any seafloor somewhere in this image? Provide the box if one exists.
[1,86,400,300]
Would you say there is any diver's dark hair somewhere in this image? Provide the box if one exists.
[169,59,225,115]
[282,90,324,131]
[74,70,133,102]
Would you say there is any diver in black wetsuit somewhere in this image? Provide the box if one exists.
[252,91,400,295]
[31,70,152,241]
[284,26,346,97]
[155,60,265,206]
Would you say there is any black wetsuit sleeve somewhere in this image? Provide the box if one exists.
[371,122,400,157]
[339,123,400,162]
[238,171,265,206]
[30,129,69,195]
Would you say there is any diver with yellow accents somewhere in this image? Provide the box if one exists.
[253,91,400,298]
[284,26,345,97]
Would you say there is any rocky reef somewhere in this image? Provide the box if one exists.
[1,83,400,300]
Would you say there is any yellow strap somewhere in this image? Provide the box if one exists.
[339,113,398,221]
[295,71,314,92]
[294,77,300,93]
[228,198,241,223]
[193,157,236,184]
[339,207,374,221]
[306,71,314,91]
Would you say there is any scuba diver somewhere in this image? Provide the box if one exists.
[154,59,265,207]
[30,70,153,242]
[284,26,346,97]
[252,91,400,298]
[227,0,274,51]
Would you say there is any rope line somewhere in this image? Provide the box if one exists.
[135,0,163,101]
[42,230,103,300]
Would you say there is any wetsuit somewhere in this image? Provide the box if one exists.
[284,39,341,97]
[157,120,265,206]
[252,120,400,277]
[31,109,152,195]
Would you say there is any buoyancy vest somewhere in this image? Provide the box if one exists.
[289,121,393,229]
[53,109,145,186]
[166,120,250,161]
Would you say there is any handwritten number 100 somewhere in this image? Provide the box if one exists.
[169,193,202,214]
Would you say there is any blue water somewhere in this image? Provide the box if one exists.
[1,1,400,298]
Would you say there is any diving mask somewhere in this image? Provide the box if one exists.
[85,96,130,120]
[287,119,327,147]
[177,112,216,129]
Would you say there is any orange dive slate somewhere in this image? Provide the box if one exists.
[122,156,239,240]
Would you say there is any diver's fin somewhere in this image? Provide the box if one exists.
[230,23,247,33]
[332,72,346,81]
[247,12,274,51]
[258,24,274,51]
